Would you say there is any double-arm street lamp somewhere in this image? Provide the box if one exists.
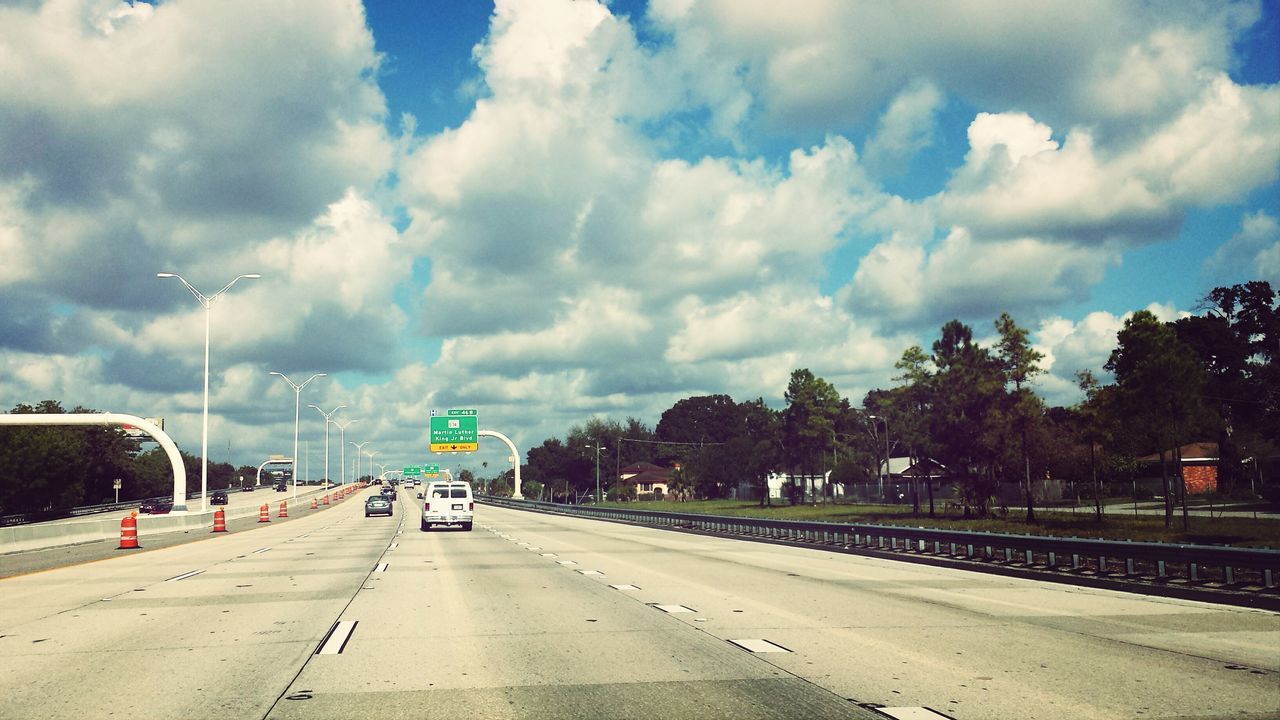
[350,441,369,483]
[270,372,326,501]
[334,419,358,487]
[309,404,346,489]
[365,450,379,484]
[158,271,260,512]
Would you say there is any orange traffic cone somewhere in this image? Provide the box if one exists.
[258,503,270,523]
[322,494,330,505]
[118,512,140,549]
[212,508,227,533]
[278,501,288,518]
[310,497,318,510]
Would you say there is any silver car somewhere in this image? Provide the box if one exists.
[364,495,393,517]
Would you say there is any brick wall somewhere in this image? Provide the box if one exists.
[1184,465,1218,494]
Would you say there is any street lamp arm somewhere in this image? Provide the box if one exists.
[271,371,327,392]
[214,273,261,298]
[157,272,209,306]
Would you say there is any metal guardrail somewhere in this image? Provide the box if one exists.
[481,496,1280,607]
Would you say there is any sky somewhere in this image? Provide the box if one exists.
[1,0,1278,482]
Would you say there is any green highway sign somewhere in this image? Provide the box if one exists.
[425,464,441,478]
[403,466,422,476]
[430,410,478,453]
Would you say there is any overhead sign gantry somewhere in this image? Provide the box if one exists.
[430,409,478,452]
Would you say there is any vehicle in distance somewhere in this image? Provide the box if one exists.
[138,498,173,514]
[364,495,393,517]
[381,486,397,501]
[211,490,228,505]
[421,481,473,531]
[242,484,254,492]
[274,481,287,492]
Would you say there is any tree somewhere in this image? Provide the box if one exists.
[525,438,592,501]
[654,395,744,478]
[1177,281,1279,495]
[1074,370,1113,521]
[740,398,782,505]
[994,313,1046,522]
[886,345,937,514]
[781,370,844,503]
[1106,310,1209,529]
[928,321,1007,516]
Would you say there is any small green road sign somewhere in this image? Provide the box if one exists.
[404,466,422,476]
[430,410,478,452]
[424,463,441,478]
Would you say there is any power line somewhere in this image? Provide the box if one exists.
[617,437,726,446]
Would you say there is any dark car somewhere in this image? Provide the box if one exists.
[381,486,397,501]
[365,495,393,517]
[274,481,287,492]
[138,498,173,514]
[242,484,254,492]
[211,490,228,505]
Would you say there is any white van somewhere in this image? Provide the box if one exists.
[421,481,474,531]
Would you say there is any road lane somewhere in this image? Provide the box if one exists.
[266,493,875,720]
[460,504,1280,720]
[3,491,1275,719]
[0,487,399,719]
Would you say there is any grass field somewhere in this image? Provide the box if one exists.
[596,499,1280,548]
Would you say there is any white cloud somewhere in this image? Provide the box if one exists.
[863,80,945,176]
[1206,210,1280,284]
[641,0,1264,140]
[2,0,1276,471]
[1033,311,1126,402]
[0,0,393,305]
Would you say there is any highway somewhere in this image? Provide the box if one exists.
[0,488,1276,719]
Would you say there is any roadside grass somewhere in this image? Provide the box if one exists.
[598,499,1280,548]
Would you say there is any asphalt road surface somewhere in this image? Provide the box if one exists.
[1,490,1276,720]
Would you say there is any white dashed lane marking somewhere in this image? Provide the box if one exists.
[728,638,791,653]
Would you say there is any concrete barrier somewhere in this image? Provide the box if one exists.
[0,485,349,554]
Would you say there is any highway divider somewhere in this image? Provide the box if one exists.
[1,485,359,554]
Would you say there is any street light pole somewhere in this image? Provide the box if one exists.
[589,442,606,503]
[334,419,358,488]
[350,441,369,484]
[309,404,346,489]
[270,372,326,502]
[158,271,260,512]
[365,450,379,486]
